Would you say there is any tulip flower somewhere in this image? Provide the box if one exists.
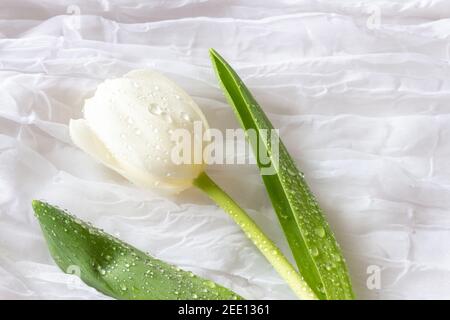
[69,69,208,193]
[69,69,317,300]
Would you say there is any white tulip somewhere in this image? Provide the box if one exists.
[69,69,209,193]
[69,69,316,300]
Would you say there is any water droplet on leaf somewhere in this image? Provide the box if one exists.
[314,227,325,238]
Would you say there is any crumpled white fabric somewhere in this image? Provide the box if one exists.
[1,0,450,300]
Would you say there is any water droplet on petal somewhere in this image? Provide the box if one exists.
[180,112,191,122]
[161,112,173,123]
[148,103,162,115]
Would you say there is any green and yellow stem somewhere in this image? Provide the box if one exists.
[193,172,317,300]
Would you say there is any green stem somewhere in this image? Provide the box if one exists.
[193,172,317,300]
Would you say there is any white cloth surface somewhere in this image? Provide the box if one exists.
[1,0,450,300]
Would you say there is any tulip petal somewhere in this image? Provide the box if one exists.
[69,119,190,193]
[69,118,123,172]
[71,69,210,194]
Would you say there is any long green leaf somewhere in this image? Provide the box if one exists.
[209,49,354,300]
[32,200,242,300]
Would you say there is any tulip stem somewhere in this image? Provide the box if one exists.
[193,172,317,300]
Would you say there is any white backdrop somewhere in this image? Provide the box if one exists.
[1,0,450,299]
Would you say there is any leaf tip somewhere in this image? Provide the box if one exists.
[208,48,223,66]
[32,199,43,213]
[32,200,51,222]
[208,48,218,56]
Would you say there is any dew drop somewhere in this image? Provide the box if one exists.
[314,227,326,238]
[287,167,297,176]
[180,112,191,122]
[148,103,162,115]
[317,284,325,293]
[161,112,173,123]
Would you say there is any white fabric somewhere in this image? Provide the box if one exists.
[1,0,450,300]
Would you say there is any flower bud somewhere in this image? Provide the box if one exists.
[69,69,209,193]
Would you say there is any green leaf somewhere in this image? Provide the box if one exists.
[209,49,354,300]
[194,172,317,300]
[32,200,242,300]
